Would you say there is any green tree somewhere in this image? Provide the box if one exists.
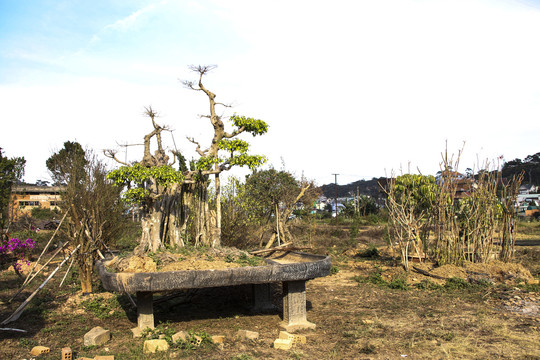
[384,174,438,269]
[46,141,86,185]
[0,148,25,228]
[243,169,318,248]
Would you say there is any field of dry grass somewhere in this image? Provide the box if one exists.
[0,220,538,359]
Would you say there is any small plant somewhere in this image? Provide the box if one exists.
[330,265,340,275]
[18,338,37,348]
[443,277,470,290]
[388,277,409,290]
[81,296,122,319]
[359,343,376,354]
[174,329,213,350]
[357,245,380,259]
[355,269,410,290]
[414,279,443,290]
[235,253,264,267]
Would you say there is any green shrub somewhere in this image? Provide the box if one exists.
[357,245,380,259]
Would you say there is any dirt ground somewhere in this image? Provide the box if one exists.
[0,224,539,360]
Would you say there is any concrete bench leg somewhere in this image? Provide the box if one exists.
[280,280,316,332]
[136,291,154,330]
[252,283,276,312]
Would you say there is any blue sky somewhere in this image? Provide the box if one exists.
[1,0,539,185]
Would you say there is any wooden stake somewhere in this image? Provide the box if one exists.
[2,245,81,325]
[59,255,76,287]
[10,242,69,302]
[22,211,68,286]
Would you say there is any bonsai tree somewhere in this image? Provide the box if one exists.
[106,65,268,253]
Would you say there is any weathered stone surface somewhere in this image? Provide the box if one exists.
[97,252,331,293]
[211,335,225,344]
[83,326,111,346]
[136,291,154,330]
[30,346,50,356]
[172,330,188,343]
[143,339,169,353]
[237,329,259,340]
[274,338,293,350]
[131,327,142,338]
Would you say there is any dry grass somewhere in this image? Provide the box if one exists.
[0,220,539,359]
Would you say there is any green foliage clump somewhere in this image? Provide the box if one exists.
[107,163,185,205]
[354,268,409,290]
[357,245,380,259]
[81,296,123,319]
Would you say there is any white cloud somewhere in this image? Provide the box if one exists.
[104,3,157,32]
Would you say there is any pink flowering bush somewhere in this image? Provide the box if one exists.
[0,237,35,272]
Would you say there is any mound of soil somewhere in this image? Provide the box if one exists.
[412,260,537,285]
[108,247,266,273]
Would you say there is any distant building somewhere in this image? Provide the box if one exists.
[9,184,64,221]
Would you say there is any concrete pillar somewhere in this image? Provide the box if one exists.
[280,280,316,332]
[136,291,154,330]
[252,283,275,312]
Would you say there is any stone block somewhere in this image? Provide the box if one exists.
[172,330,188,343]
[211,335,225,344]
[274,338,293,350]
[143,339,169,353]
[84,326,111,346]
[237,329,259,340]
[30,346,50,356]
[61,347,72,360]
[75,357,93,360]
[94,356,115,360]
[131,327,142,338]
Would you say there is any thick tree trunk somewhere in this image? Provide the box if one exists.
[79,257,94,293]
[137,182,194,253]
[214,171,221,248]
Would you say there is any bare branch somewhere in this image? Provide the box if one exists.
[103,149,130,166]
[188,64,217,76]
[186,137,207,156]
[224,126,245,138]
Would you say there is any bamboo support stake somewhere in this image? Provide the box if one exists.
[2,244,81,325]
[9,242,69,302]
[22,211,68,286]
[59,255,76,287]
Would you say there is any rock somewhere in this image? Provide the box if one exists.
[94,356,115,360]
[131,327,142,338]
[211,335,225,344]
[274,338,293,350]
[83,326,111,346]
[30,346,50,356]
[143,339,169,353]
[236,329,259,340]
[172,330,188,343]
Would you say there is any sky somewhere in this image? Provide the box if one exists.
[1,0,539,186]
